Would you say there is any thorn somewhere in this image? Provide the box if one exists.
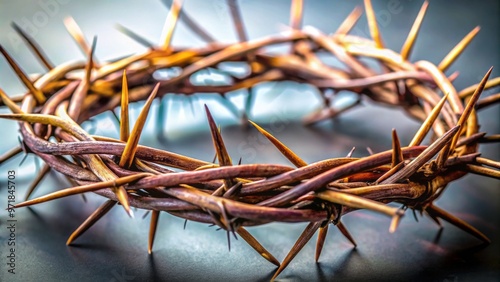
[315,224,328,262]
[400,1,428,60]
[375,161,405,184]
[249,120,307,168]
[205,105,234,190]
[227,0,248,42]
[412,209,419,222]
[346,147,356,158]
[335,6,363,35]
[66,200,117,245]
[160,0,183,50]
[364,0,384,48]
[115,24,155,48]
[381,125,460,184]
[24,164,50,201]
[0,88,23,114]
[148,210,160,254]
[115,185,134,218]
[162,0,216,43]
[13,173,150,209]
[223,182,243,198]
[336,221,357,247]
[68,36,96,120]
[11,22,53,70]
[366,147,374,155]
[409,93,449,147]
[272,222,321,281]
[438,26,480,72]
[120,83,160,168]
[120,70,130,142]
[290,0,304,30]
[391,129,403,167]
[477,93,500,110]
[237,227,280,267]
[389,210,403,233]
[319,189,406,219]
[426,204,490,243]
[0,146,23,165]
[64,16,99,65]
[449,67,493,153]
[464,164,500,179]
[425,209,442,228]
[0,45,45,103]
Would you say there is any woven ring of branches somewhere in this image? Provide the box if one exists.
[1,1,499,279]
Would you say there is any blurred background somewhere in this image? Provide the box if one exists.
[0,0,499,281]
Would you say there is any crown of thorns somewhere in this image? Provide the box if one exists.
[0,0,499,280]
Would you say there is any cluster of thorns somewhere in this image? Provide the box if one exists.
[0,0,499,280]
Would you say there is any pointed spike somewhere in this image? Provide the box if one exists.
[11,22,54,70]
[381,125,460,184]
[449,67,493,153]
[68,36,96,120]
[0,146,23,165]
[315,224,329,262]
[317,190,402,218]
[115,24,155,48]
[0,45,45,103]
[66,200,117,245]
[336,221,357,247]
[391,129,403,167]
[477,93,500,110]
[248,120,307,168]
[223,181,243,198]
[363,0,384,48]
[400,1,429,60]
[24,164,50,201]
[438,26,481,72]
[409,93,449,147]
[427,204,490,243]
[120,70,130,142]
[464,164,500,179]
[335,6,363,35]
[346,147,356,158]
[412,209,419,222]
[375,161,405,184]
[459,77,500,99]
[148,210,160,254]
[290,0,304,30]
[476,157,500,170]
[160,0,184,50]
[237,227,280,267]
[162,0,216,43]
[205,105,234,190]
[120,83,160,168]
[389,214,402,233]
[272,222,321,281]
[227,0,248,42]
[425,209,442,228]
[63,16,98,64]
[114,185,134,218]
[13,173,150,209]
[142,210,151,220]
[0,88,23,114]
[205,105,232,167]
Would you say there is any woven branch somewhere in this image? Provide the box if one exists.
[0,1,499,280]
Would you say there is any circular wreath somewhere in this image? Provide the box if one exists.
[0,1,499,280]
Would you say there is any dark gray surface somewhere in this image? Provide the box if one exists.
[0,1,499,281]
